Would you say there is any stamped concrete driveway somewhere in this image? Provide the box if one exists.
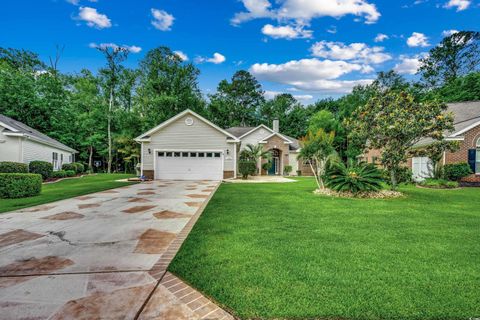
[0,180,232,320]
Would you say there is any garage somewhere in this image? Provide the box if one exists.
[154,150,223,180]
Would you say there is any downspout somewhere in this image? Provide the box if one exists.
[140,143,144,177]
[233,142,237,179]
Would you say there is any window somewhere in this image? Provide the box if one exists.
[52,152,58,169]
[214,152,221,158]
[174,152,181,157]
[166,152,173,157]
[198,152,205,157]
[476,138,480,173]
[158,152,165,157]
[182,152,189,157]
[190,152,197,157]
[206,152,213,158]
[69,155,72,162]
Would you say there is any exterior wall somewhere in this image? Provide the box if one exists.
[363,148,382,166]
[0,127,22,162]
[239,126,272,151]
[23,139,74,170]
[261,135,289,175]
[141,114,236,172]
[223,171,235,179]
[288,152,299,175]
[298,160,314,176]
[445,125,480,182]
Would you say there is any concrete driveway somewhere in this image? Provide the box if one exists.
[0,180,232,319]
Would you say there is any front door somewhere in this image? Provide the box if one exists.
[268,149,280,175]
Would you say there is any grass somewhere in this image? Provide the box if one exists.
[169,178,480,320]
[0,173,136,213]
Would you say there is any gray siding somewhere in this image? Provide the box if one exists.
[142,114,236,171]
[0,127,22,162]
[23,139,74,170]
[240,127,272,150]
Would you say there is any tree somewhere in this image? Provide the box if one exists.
[135,47,204,131]
[298,129,337,190]
[239,144,271,174]
[425,72,480,102]
[260,93,308,137]
[208,70,264,128]
[349,91,455,190]
[419,31,480,87]
[96,45,129,174]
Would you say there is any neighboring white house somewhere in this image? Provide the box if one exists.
[0,114,77,170]
[135,109,308,181]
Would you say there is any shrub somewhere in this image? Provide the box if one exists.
[262,162,272,172]
[0,161,28,173]
[0,173,42,198]
[29,161,53,180]
[296,170,302,176]
[444,163,472,181]
[284,165,293,176]
[383,166,413,185]
[73,162,85,174]
[326,161,383,194]
[239,160,256,179]
[65,170,76,177]
[62,163,76,171]
[51,170,67,179]
[419,178,458,189]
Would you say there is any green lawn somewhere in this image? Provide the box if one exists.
[169,178,480,320]
[0,174,136,213]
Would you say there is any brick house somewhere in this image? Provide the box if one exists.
[363,101,480,183]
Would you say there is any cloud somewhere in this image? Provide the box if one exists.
[77,6,111,29]
[407,32,430,47]
[326,26,337,34]
[264,90,313,101]
[151,8,174,31]
[444,0,471,11]
[89,42,142,53]
[261,24,313,39]
[374,33,389,42]
[66,0,97,5]
[232,0,381,26]
[196,53,226,64]
[310,41,392,64]
[250,58,374,93]
[174,51,189,61]
[442,29,459,37]
[393,54,426,74]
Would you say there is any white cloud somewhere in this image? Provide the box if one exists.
[326,26,337,34]
[196,53,226,64]
[393,54,426,74]
[151,8,174,31]
[407,32,430,47]
[250,58,374,93]
[444,0,471,11]
[374,33,389,42]
[89,42,142,53]
[232,0,381,26]
[264,90,313,101]
[261,24,312,39]
[67,0,97,5]
[174,51,189,61]
[310,41,392,64]
[77,7,111,29]
[442,29,459,37]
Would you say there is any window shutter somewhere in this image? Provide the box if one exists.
[468,149,476,172]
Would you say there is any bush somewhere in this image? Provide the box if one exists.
[0,161,28,173]
[419,178,459,189]
[0,173,42,198]
[65,170,76,177]
[239,160,257,179]
[62,163,76,171]
[29,161,53,180]
[262,162,272,172]
[284,165,293,176]
[296,170,302,176]
[51,170,67,179]
[444,162,472,181]
[325,161,383,194]
[383,166,414,185]
[73,162,85,174]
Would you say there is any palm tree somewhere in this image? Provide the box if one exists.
[240,144,271,174]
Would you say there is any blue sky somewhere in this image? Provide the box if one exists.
[0,0,479,103]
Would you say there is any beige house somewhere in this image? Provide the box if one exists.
[0,114,77,170]
[135,109,311,180]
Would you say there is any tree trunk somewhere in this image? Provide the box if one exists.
[88,146,93,171]
[390,168,397,191]
[107,87,113,174]
[309,161,322,190]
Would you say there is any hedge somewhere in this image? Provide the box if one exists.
[444,162,472,181]
[0,161,28,173]
[62,163,76,171]
[73,162,85,174]
[29,161,53,180]
[239,160,256,179]
[65,170,76,177]
[0,173,42,198]
[51,170,67,179]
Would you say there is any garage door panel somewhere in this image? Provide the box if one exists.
[155,151,223,180]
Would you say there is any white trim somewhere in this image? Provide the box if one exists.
[258,132,293,144]
[238,124,274,139]
[140,143,144,177]
[445,136,465,141]
[233,143,237,179]
[135,109,240,142]
[153,148,224,180]
[4,132,77,153]
[3,132,24,137]
[0,121,19,132]
[450,120,480,137]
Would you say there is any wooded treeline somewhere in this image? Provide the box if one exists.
[0,31,478,173]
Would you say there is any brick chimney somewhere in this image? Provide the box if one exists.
[273,119,279,132]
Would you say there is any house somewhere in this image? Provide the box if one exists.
[363,101,480,182]
[135,109,311,180]
[0,114,77,170]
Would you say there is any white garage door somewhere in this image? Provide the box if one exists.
[155,151,223,180]
[412,157,432,182]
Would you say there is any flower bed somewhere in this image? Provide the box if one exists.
[314,188,403,199]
